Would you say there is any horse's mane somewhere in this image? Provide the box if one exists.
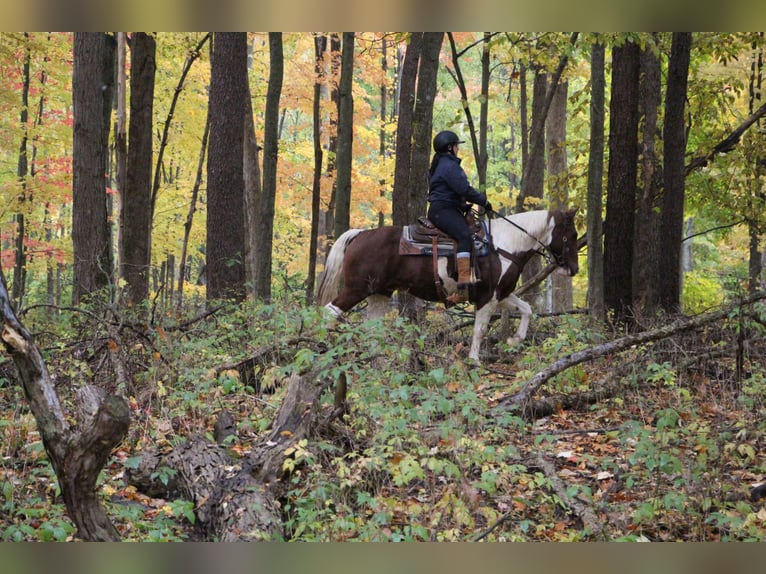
[492,210,555,253]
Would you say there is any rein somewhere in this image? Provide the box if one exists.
[481,208,556,266]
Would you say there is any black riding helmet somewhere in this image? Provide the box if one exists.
[433,130,464,153]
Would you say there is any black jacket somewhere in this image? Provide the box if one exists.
[428,153,487,210]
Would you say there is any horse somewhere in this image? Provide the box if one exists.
[316,208,579,363]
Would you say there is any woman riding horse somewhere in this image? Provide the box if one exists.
[427,130,492,303]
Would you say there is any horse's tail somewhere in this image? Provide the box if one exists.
[316,228,365,306]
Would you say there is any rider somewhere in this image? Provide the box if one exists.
[427,130,492,303]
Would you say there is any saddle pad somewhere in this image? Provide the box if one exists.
[399,220,491,257]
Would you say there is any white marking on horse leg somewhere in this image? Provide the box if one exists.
[366,295,390,319]
[324,302,344,319]
[469,300,498,362]
[501,294,532,346]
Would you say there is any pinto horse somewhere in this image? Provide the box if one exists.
[316,208,579,362]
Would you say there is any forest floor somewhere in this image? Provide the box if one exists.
[1,298,765,542]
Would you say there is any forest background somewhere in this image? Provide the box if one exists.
[0,32,764,543]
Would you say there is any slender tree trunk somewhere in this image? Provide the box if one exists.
[254,32,283,302]
[586,38,606,321]
[333,32,355,239]
[121,32,156,306]
[478,32,491,187]
[115,33,127,290]
[658,32,692,313]
[150,33,209,222]
[177,115,209,306]
[546,79,571,312]
[243,82,262,302]
[307,34,326,303]
[324,34,341,239]
[604,40,641,323]
[378,35,389,229]
[13,34,30,310]
[518,70,548,308]
[748,33,764,294]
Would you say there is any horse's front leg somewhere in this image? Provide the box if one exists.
[500,293,532,346]
[469,299,498,362]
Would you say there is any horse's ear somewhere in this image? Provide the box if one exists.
[566,207,578,219]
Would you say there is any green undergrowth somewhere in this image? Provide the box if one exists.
[1,294,766,541]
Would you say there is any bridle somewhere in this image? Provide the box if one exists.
[481,209,571,269]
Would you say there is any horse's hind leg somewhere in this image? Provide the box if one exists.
[500,294,532,346]
[469,299,498,362]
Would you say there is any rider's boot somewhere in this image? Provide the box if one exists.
[446,255,472,303]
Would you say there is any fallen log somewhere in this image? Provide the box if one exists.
[494,291,766,412]
[127,371,338,541]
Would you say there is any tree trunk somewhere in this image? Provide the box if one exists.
[378,35,390,229]
[658,32,692,313]
[177,115,209,306]
[409,32,443,222]
[546,78,571,312]
[633,36,662,319]
[13,34,30,310]
[307,34,327,303]
[517,70,547,308]
[478,33,491,187]
[121,32,155,306]
[0,270,130,540]
[72,32,115,305]
[324,34,341,240]
[126,370,343,541]
[586,38,606,321]
[243,75,262,301]
[115,33,127,291]
[254,32,283,302]
[604,40,641,323]
[332,32,355,239]
[206,33,247,302]
[392,33,423,227]
[150,33,209,221]
[495,290,766,413]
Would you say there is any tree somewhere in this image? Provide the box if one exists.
[12,33,31,310]
[206,32,247,301]
[586,37,606,320]
[72,32,115,305]
[392,32,442,226]
[253,32,283,302]
[392,33,423,227]
[658,32,692,312]
[633,35,662,317]
[332,32,355,239]
[243,73,262,301]
[120,32,156,306]
[546,78,570,312]
[408,32,443,222]
[604,39,641,323]
[307,34,327,303]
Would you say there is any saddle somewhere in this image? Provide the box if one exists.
[399,215,490,257]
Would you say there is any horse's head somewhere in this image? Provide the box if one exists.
[548,208,579,277]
